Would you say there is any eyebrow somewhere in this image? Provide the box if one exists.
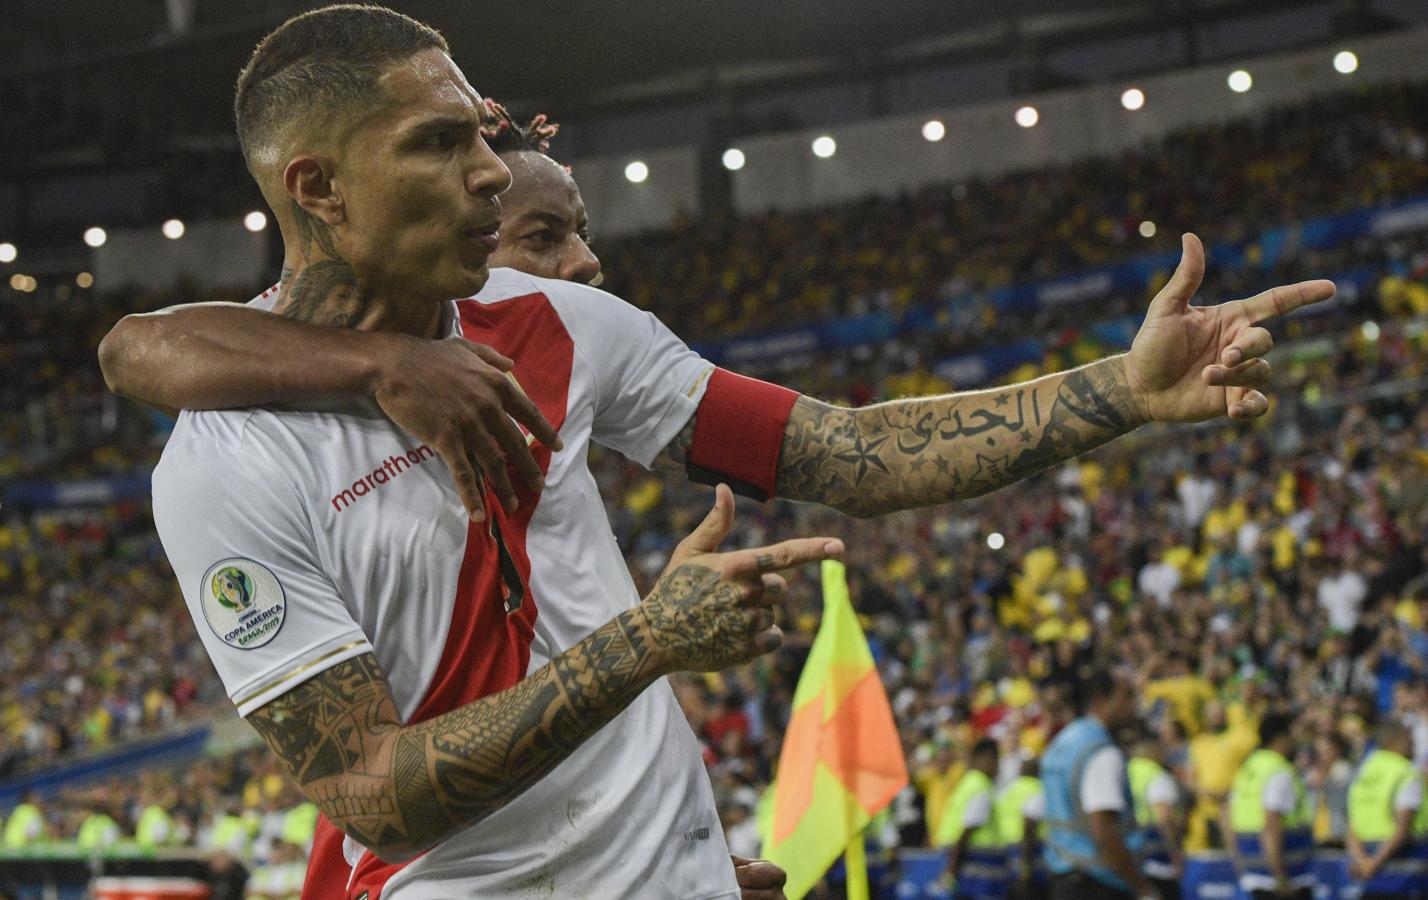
[403,114,478,140]
[512,210,574,230]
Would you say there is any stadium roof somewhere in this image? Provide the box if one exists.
[4,0,1415,114]
[0,0,1422,173]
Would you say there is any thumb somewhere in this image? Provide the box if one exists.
[673,483,735,562]
[1146,232,1205,318]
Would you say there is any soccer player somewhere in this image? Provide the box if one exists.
[477,100,602,287]
[101,5,1334,897]
[110,89,791,900]
[134,8,843,899]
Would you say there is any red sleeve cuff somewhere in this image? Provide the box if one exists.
[687,368,800,502]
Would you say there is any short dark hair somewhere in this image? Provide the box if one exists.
[234,4,448,170]
[971,738,999,762]
[1083,667,1121,707]
[481,99,561,157]
[1258,712,1294,747]
[1376,718,1410,748]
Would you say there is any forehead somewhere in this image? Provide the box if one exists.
[501,152,585,219]
[369,48,483,131]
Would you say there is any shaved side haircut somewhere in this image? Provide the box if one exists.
[234,3,447,171]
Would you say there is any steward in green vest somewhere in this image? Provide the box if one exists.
[993,758,1044,900]
[135,803,179,849]
[77,810,122,853]
[209,808,254,858]
[2,793,44,850]
[1129,735,1185,899]
[281,801,319,851]
[1346,720,1428,899]
[1227,712,1314,899]
[937,738,1008,898]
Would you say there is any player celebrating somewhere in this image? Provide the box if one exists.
[103,5,1333,898]
[110,82,797,897]
[136,7,840,899]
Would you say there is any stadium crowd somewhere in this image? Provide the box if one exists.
[1,77,1427,898]
[602,83,1428,340]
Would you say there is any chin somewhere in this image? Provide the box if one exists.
[435,262,489,300]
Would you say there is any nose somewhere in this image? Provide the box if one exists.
[560,237,601,285]
[467,139,513,198]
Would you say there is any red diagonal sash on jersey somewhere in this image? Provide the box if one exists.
[302,293,573,899]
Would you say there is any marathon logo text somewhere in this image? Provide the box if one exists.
[331,445,437,512]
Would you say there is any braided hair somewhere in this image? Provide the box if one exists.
[481,99,561,157]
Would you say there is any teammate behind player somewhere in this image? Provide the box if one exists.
[478,100,601,286]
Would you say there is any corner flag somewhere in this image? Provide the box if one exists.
[762,560,909,900]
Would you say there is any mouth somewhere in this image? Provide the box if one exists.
[464,220,501,254]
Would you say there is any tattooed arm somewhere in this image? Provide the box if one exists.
[671,235,1335,516]
[248,489,840,863]
[776,356,1144,517]
[248,619,661,863]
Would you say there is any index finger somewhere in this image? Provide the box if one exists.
[435,438,486,522]
[1237,279,1336,324]
[500,373,564,451]
[725,538,844,577]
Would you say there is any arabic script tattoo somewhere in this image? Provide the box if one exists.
[777,356,1144,516]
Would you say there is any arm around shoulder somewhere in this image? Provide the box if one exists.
[99,302,389,410]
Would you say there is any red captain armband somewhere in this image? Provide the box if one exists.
[687,368,800,502]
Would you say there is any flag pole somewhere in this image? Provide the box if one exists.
[844,828,869,900]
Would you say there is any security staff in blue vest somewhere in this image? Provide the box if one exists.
[1042,668,1159,900]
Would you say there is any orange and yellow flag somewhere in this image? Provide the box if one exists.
[762,560,909,900]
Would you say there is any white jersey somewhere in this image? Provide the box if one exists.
[151,268,735,900]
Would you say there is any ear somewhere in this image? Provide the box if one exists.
[283,155,345,227]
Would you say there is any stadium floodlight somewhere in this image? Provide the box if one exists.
[8,273,24,290]
[987,532,1006,550]
[76,272,94,288]
[1121,88,1145,111]
[811,135,837,158]
[83,227,107,248]
[1227,69,1253,93]
[243,211,268,232]
[721,148,746,171]
[1015,106,1039,128]
[0,242,15,264]
[624,160,649,183]
[1139,220,1157,238]
[162,218,185,240]
[1334,51,1358,74]
[922,119,946,142]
